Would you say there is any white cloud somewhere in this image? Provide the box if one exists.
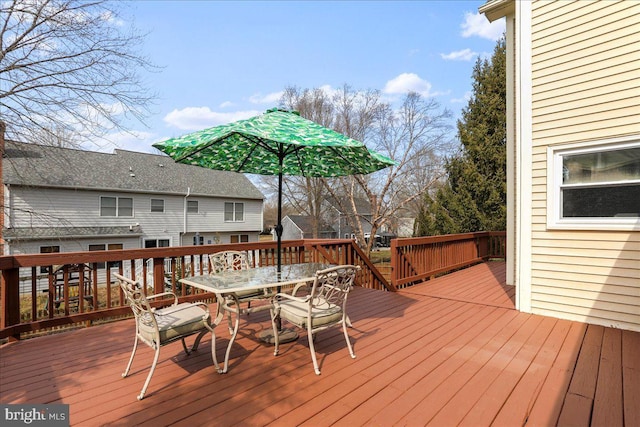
[219,101,234,108]
[383,73,435,97]
[163,107,261,131]
[440,48,477,61]
[461,12,505,41]
[451,91,472,104]
[86,130,157,153]
[248,91,284,105]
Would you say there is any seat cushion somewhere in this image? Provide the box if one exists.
[278,298,343,329]
[138,303,209,344]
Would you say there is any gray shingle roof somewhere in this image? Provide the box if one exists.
[286,215,335,234]
[3,226,143,241]
[3,141,264,200]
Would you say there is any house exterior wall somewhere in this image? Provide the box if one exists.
[281,216,303,240]
[5,185,263,253]
[529,0,640,331]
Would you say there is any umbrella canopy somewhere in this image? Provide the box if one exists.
[153,108,395,270]
[153,108,394,176]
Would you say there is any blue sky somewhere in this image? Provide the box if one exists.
[94,1,504,154]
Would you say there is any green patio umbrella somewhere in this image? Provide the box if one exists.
[153,108,395,271]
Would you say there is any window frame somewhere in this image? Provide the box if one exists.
[547,137,640,231]
[230,234,249,243]
[144,238,170,248]
[224,202,245,222]
[187,200,199,214]
[100,196,134,217]
[40,245,60,273]
[150,198,165,213]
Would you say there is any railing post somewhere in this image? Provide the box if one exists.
[390,238,398,289]
[153,257,165,294]
[1,267,21,341]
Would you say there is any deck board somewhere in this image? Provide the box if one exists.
[1,261,639,426]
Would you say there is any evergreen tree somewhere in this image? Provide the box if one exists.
[415,37,506,235]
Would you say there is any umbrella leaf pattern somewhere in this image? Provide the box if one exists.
[153,108,395,177]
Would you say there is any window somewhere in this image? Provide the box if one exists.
[187,200,199,213]
[150,199,165,213]
[230,234,249,243]
[100,196,133,217]
[40,246,60,273]
[193,235,204,245]
[549,140,640,230]
[144,239,170,248]
[224,202,244,222]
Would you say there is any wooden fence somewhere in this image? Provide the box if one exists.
[390,231,506,289]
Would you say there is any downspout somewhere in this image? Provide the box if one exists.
[183,187,191,245]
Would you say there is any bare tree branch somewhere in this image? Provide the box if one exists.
[0,0,157,146]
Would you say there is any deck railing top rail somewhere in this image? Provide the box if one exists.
[391,231,506,288]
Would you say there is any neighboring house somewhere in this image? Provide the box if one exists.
[480,0,639,332]
[281,215,336,240]
[326,197,373,240]
[2,141,265,256]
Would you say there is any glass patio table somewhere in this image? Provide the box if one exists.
[179,262,330,373]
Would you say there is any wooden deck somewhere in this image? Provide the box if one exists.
[1,261,638,426]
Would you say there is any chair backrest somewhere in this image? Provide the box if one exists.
[310,265,359,310]
[209,251,250,275]
[115,273,157,331]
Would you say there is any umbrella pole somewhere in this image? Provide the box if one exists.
[276,170,283,274]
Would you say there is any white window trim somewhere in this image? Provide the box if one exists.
[186,200,199,214]
[100,196,134,218]
[150,198,165,213]
[546,136,640,231]
[224,202,245,222]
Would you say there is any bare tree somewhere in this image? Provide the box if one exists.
[0,0,156,146]
[278,85,454,253]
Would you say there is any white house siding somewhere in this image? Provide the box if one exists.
[530,0,640,331]
[6,186,262,250]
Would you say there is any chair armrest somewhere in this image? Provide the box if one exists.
[157,302,210,319]
[290,282,312,296]
[147,291,178,305]
[273,292,310,304]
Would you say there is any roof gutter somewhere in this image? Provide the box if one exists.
[478,0,514,22]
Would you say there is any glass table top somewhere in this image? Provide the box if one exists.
[179,263,331,293]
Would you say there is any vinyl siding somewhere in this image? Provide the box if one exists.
[529,0,640,331]
[6,186,262,251]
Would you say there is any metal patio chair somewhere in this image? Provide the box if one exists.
[115,273,217,400]
[209,251,273,320]
[270,265,360,375]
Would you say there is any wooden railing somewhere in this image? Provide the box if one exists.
[390,231,506,289]
[0,239,389,340]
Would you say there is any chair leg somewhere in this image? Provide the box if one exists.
[191,329,209,352]
[122,335,139,378]
[138,345,161,400]
[307,327,321,375]
[180,338,191,355]
[342,319,356,359]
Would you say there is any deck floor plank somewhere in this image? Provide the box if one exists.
[622,329,640,427]
[1,261,638,427]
